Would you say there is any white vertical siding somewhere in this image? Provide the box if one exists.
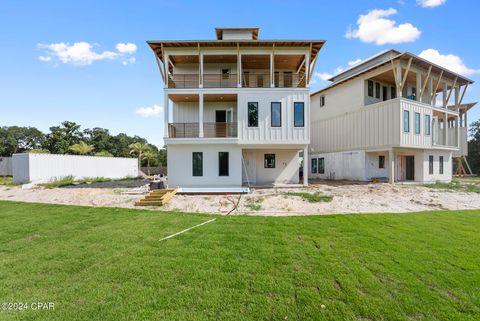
[237,91,309,144]
[399,99,433,148]
[0,157,13,176]
[173,101,238,123]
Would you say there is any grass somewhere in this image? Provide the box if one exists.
[0,201,480,320]
[244,196,264,211]
[285,191,334,202]
[426,178,480,193]
[40,176,140,188]
[0,176,15,186]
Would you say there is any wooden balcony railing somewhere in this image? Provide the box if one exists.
[203,74,237,88]
[168,122,237,138]
[167,74,199,88]
[166,73,306,88]
[242,73,270,88]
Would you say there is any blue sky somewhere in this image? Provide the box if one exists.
[1,0,479,147]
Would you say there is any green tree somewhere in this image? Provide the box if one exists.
[142,150,157,176]
[69,141,95,155]
[43,121,83,154]
[27,148,50,154]
[129,143,150,172]
[94,150,113,157]
[84,127,112,152]
[0,126,45,156]
[467,120,480,174]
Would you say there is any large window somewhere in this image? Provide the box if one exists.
[425,114,431,135]
[294,102,304,127]
[375,82,380,99]
[219,152,229,176]
[429,155,434,175]
[248,102,258,127]
[318,158,325,174]
[367,80,374,97]
[264,154,275,168]
[311,158,318,174]
[403,110,410,133]
[192,152,203,177]
[391,86,396,99]
[415,112,421,134]
[439,156,444,174]
[379,155,385,169]
[271,102,281,127]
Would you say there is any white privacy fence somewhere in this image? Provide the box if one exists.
[12,153,139,184]
[0,157,13,176]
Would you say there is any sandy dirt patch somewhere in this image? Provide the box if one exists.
[1,180,479,216]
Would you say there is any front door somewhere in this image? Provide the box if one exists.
[215,110,227,137]
[405,156,415,181]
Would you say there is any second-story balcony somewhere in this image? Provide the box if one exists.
[168,122,238,138]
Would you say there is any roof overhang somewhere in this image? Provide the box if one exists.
[447,102,477,112]
[215,27,259,40]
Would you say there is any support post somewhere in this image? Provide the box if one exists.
[444,112,448,145]
[454,85,460,112]
[199,93,204,138]
[238,53,242,88]
[396,62,403,97]
[270,51,274,88]
[442,82,448,108]
[199,51,204,88]
[388,149,395,184]
[303,147,308,186]
[456,115,460,148]
[164,94,169,138]
[427,77,433,106]
[416,71,422,101]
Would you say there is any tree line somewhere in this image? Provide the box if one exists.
[467,120,480,175]
[0,121,166,167]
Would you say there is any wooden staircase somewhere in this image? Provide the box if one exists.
[135,188,177,206]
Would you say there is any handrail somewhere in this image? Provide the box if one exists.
[168,122,237,138]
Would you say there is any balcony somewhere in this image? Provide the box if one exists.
[168,122,238,138]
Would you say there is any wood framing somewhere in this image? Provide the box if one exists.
[391,60,400,89]
[431,70,444,104]
[445,76,458,106]
[400,57,413,91]
[154,53,165,83]
[420,65,432,97]
[459,83,469,105]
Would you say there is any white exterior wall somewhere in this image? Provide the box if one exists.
[0,157,13,176]
[173,101,238,123]
[365,151,389,179]
[167,144,242,188]
[12,153,139,184]
[400,99,434,148]
[421,150,452,182]
[237,91,309,145]
[242,149,300,185]
[309,151,367,181]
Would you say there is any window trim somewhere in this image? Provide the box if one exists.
[247,102,258,127]
[404,110,410,133]
[318,157,325,174]
[415,112,421,135]
[375,82,380,99]
[320,95,325,107]
[270,102,282,127]
[294,102,305,127]
[218,152,229,176]
[264,154,276,169]
[192,152,203,177]
[425,114,431,136]
[367,80,374,97]
[379,155,385,169]
[429,155,434,175]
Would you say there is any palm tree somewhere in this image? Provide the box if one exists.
[69,141,94,155]
[129,143,150,173]
[142,150,157,176]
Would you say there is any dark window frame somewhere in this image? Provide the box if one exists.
[415,112,421,134]
[429,155,434,175]
[404,110,410,133]
[439,156,444,174]
[391,86,396,99]
[425,114,431,135]
[320,95,325,107]
[311,158,318,174]
[375,82,380,99]
[247,102,258,127]
[192,152,203,177]
[271,102,282,127]
[368,80,374,97]
[318,158,325,174]
[218,152,229,176]
[294,102,305,127]
[264,154,275,168]
[379,155,385,169]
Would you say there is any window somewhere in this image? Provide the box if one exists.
[415,112,421,134]
[271,102,281,127]
[391,87,396,99]
[318,158,325,174]
[244,71,250,87]
[264,154,275,168]
[248,102,258,127]
[375,82,380,99]
[284,72,292,87]
[222,69,229,79]
[294,102,304,127]
[429,155,434,175]
[403,110,410,133]
[379,155,385,169]
[367,80,374,97]
[311,158,318,174]
[274,72,279,87]
[382,86,388,101]
[219,152,229,176]
[439,156,444,174]
[320,95,325,107]
[192,152,203,176]
[425,114,431,135]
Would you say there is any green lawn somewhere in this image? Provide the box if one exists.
[0,201,479,320]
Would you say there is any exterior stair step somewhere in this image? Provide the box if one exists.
[134,188,177,207]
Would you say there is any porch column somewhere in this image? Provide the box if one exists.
[416,72,421,101]
[444,112,448,146]
[270,51,274,88]
[396,62,403,97]
[442,82,448,108]
[456,115,460,148]
[199,51,204,88]
[427,77,433,106]
[454,85,460,111]
[238,54,242,88]
[164,94,169,138]
[465,110,468,128]
[199,93,204,138]
[388,149,395,184]
[303,147,308,186]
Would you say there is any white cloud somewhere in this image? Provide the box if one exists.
[417,0,446,8]
[418,49,480,75]
[345,8,421,45]
[38,41,137,66]
[135,105,163,117]
[348,58,363,66]
[116,43,137,54]
[315,72,333,81]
